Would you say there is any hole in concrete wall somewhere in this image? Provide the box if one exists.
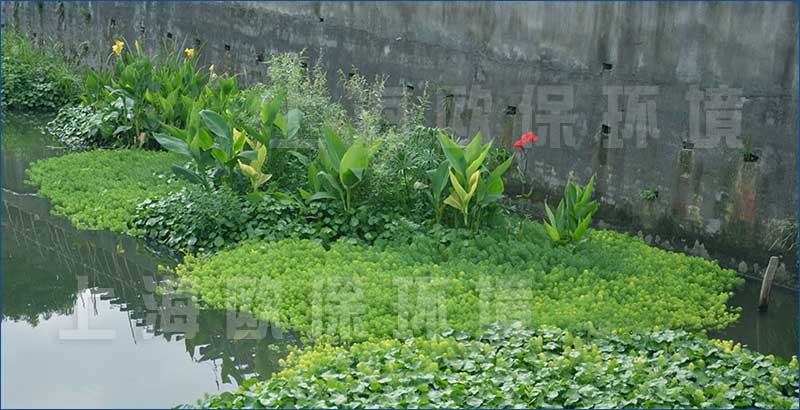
[224,44,231,51]
[319,17,324,22]
[682,140,695,150]
[348,72,356,79]
[194,38,202,48]
[110,18,116,28]
[505,105,517,115]
[32,32,37,39]
[405,84,415,91]
[602,62,613,71]
[166,32,173,39]
[256,52,265,63]
[601,124,611,135]
[139,25,145,34]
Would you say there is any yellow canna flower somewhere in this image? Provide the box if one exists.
[209,64,217,79]
[184,48,196,58]
[112,40,124,56]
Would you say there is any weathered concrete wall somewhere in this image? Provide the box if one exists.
[3,1,798,278]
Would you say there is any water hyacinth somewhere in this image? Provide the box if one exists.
[190,324,799,409]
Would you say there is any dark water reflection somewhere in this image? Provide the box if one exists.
[711,280,798,361]
[1,114,298,408]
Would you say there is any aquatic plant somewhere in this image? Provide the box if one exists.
[175,223,742,343]
[26,150,184,232]
[1,30,81,111]
[191,323,799,409]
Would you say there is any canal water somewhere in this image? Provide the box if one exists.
[1,113,797,408]
[1,114,298,408]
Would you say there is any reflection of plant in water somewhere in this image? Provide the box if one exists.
[182,310,296,386]
[2,201,80,325]
[1,113,56,155]
[2,197,294,383]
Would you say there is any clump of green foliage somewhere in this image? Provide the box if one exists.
[262,51,349,144]
[300,126,380,211]
[175,222,741,344]
[48,39,232,150]
[543,175,599,245]
[435,131,513,228]
[640,187,659,201]
[131,186,306,254]
[191,323,799,409]
[1,30,81,111]
[26,150,184,232]
[45,105,101,151]
[132,186,422,255]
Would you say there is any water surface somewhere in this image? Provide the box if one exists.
[1,114,297,408]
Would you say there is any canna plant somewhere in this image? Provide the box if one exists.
[301,126,379,211]
[435,131,514,227]
[152,93,300,192]
[82,39,210,148]
[543,175,599,245]
[237,135,271,193]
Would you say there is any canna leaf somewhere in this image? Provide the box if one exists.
[339,142,369,188]
[153,133,192,158]
[437,131,466,180]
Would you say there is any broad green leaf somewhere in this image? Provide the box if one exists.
[285,109,303,139]
[170,164,205,186]
[489,155,515,182]
[200,109,231,142]
[465,144,491,176]
[340,143,369,188]
[429,161,450,197]
[308,191,338,202]
[153,133,192,158]
[543,222,562,242]
[464,132,484,164]
[544,202,558,227]
[573,213,592,242]
[210,148,228,165]
[437,131,466,180]
[322,126,348,169]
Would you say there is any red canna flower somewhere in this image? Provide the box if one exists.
[522,132,538,143]
[513,132,538,150]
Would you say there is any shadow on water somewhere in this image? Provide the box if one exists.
[1,113,299,408]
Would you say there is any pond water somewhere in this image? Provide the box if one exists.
[1,114,298,408]
[1,113,797,408]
